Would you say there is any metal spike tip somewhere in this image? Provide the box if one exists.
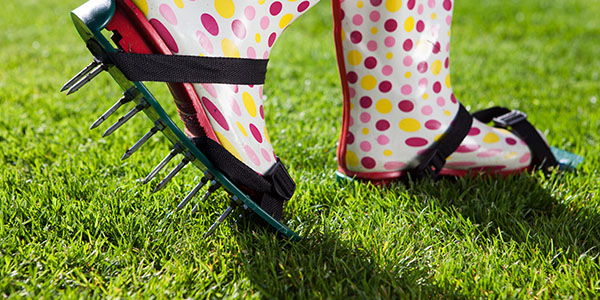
[204,204,235,238]
[102,101,148,138]
[61,60,100,92]
[190,181,220,215]
[172,175,211,214]
[65,63,106,95]
[142,145,182,184]
[121,121,164,161]
[152,155,192,193]
[90,87,139,129]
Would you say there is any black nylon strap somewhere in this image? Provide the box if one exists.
[409,104,473,180]
[472,106,558,170]
[106,51,269,84]
[192,136,294,220]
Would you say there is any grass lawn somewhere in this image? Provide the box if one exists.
[1,0,599,298]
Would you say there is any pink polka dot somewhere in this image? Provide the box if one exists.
[260,16,270,30]
[298,1,310,12]
[249,123,263,143]
[398,100,414,112]
[361,157,376,169]
[370,11,380,22]
[384,37,396,47]
[406,137,428,147]
[244,145,261,166]
[268,32,277,47]
[477,149,503,158]
[245,6,256,20]
[347,132,355,145]
[347,71,358,83]
[201,84,218,98]
[150,19,179,53]
[428,0,436,8]
[159,4,177,25]
[433,82,442,93]
[418,78,428,88]
[270,2,282,15]
[349,117,354,127]
[200,14,219,36]
[259,105,264,119]
[421,105,433,115]
[403,56,413,67]
[506,137,517,145]
[348,87,356,98]
[451,93,457,103]
[384,19,397,31]
[403,39,413,51]
[376,120,390,131]
[407,0,416,9]
[468,127,481,136]
[401,85,412,95]
[379,81,392,93]
[202,97,229,131]
[350,31,362,44]
[360,96,372,108]
[264,51,269,59]
[443,0,452,11]
[417,61,428,73]
[416,20,425,32]
[385,161,406,170]
[367,40,378,51]
[364,56,377,69]
[418,4,424,14]
[247,46,257,58]
[261,148,272,163]
[196,31,213,54]
[360,112,371,123]
[437,97,445,106]
[231,98,242,116]
[377,135,390,145]
[519,153,531,164]
[456,144,480,153]
[231,20,247,39]
[382,65,393,76]
[446,15,452,25]
[425,119,441,130]
[360,141,372,152]
[352,14,363,26]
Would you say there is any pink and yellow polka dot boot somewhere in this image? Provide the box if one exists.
[332,0,559,183]
[62,0,317,239]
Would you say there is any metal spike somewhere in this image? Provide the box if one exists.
[204,201,236,238]
[66,63,106,95]
[61,60,100,92]
[102,100,149,137]
[143,144,182,184]
[173,173,213,213]
[90,87,139,129]
[152,153,193,193]
[190,181,221,215]
[121,120,165,160]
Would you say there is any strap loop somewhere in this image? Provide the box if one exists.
[493,110,527,128]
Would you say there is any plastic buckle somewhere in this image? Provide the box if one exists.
[493,110,527,128]
[264,158,296,200]
[412,149,446,180]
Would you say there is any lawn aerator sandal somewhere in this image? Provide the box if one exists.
[332,0,582,184]
[62,0,317,240]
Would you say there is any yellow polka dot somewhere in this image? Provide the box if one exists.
[505,152,518,159]
[444,110,451,116]
[264,127,271,144]
[386,0,402,12]
[431,60,442,75]
[347,50,362,66]
[399,118,421,132]
[405,72,411,78]
[215,131,243,162]
[279,13,294,29]
[386,52,393,59]
[483,132,500,144]
[215,0,235,19]
[361,75,377,90]
[362,128,369,135]
[350,102,354,110]
[404,16,415,32]
[221,39,240,57]
[174,0,184,8]
[422,93,429,100]
[346,150,359,167]
[357,0,364,8]
[255,33,261,43]
[434,133,445,142]
[383,150,393,156]
[445,74,451,88]
[371,27,378,34]
[376,99,392,114]
[497,128,511,135]
[341,28,346,40]
[243,92,257,117]
[258,0,265,4]
[132,0,148,16]
[237,122,248,137]
[431,13,437,19]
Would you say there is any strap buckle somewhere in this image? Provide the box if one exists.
[264,158,295,201]
[411,149,446,180]
[493,110,527,128]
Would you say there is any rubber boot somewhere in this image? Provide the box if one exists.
[332,0,559,182]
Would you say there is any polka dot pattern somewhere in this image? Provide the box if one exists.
[137,0,318,174]
[337,0,533,175]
